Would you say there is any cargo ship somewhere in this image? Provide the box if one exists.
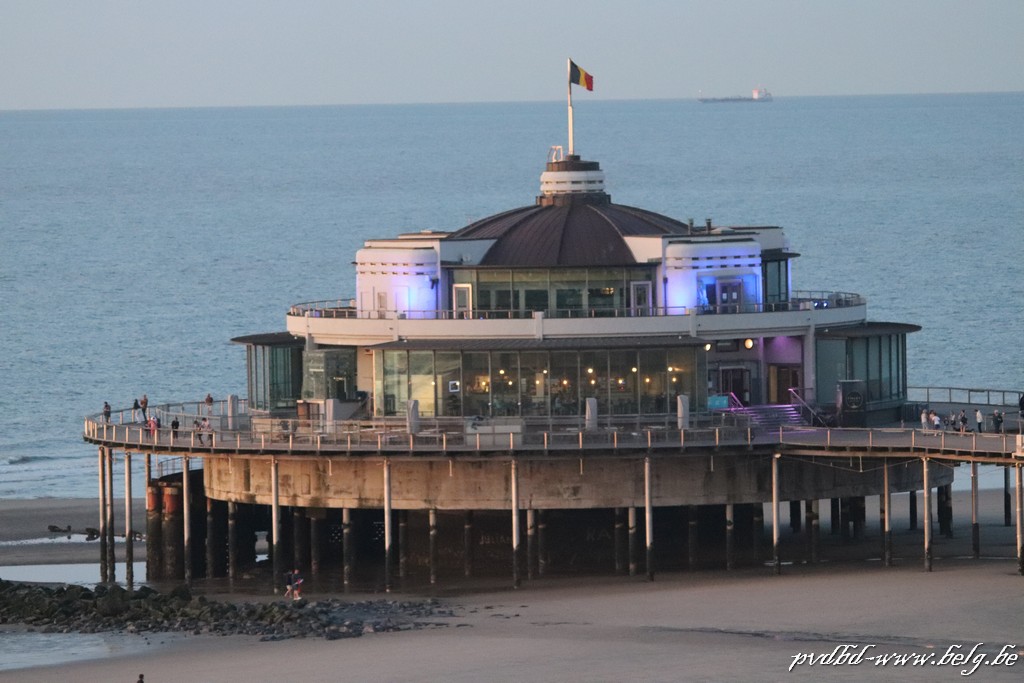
[699,86,772,103]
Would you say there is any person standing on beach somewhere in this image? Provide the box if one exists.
[139,394,149,421]
[102,401,111,423]
[975,408,984,433]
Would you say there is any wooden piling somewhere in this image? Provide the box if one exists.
[271,458,281,592]
[772,453,780,575]
[644,456,653,581]
[971,462,980,559]
[383,458,393,591]
[182,456,191,584]
[922,458,932,572]
[124,451,133,590]
[98,447,108,583]
[511,458,521,587]
[725,503,735,570]
[429,508,438,585]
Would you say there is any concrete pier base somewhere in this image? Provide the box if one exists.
[161,485,184,580]
[146,484,163,580]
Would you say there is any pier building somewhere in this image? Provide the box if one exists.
[84,146,1024,589]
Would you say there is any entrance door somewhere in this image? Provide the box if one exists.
[719,367,751,405]
[718,280,742,313]
[630,281,652,316]
[768,365,801,404]
[453,284,473,319]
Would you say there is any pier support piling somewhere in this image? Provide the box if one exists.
[463,511,474,578]
[182,456,192,584]
[105,447,115,581]
[971,462,980,559]
[687,505,698,570]
[772,453,781,575]
[644,456,653,581]
[909,490,918,531]
[271,458,281,592]
[98,447,108,583]
[124,451,133,590]
[882,463,892,567]
[511,458,521,587]
[922,458,932,572]
[808,499,820,564]
[526,508,536,580]
[342,508,353,589]
[161,485,183,580]
[383,458,393,591]
[725,503,735,570]
[227,501,238,580]
[628,507,637,576]
[398,510,408,580]
[429,508,438,585]
[1016,464,1023,576]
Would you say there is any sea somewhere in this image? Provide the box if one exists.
[1,93,1023,500]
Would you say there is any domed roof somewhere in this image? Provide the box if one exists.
[447,155,692,267]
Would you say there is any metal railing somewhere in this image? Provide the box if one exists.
[908,386,1023,409]
[287,290,865,321]
[778,424,1021,458]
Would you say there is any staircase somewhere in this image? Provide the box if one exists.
[730,404,808,430]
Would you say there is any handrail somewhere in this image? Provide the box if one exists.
[907,386,1023,409]
[287,289,866,321]
[787,387,830,427]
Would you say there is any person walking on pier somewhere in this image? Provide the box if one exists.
[102,401,111,423]
[975,408,984,433]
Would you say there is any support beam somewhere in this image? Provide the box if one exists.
[922,458,932,572]
[98,447,108,583]
[124,452,133,590]
[644,456,653,581]
[182,456,191,584]
[271,458,281,592]
[724,503,734,571]
[772,453,781,575]
[429,508,438,585]
[1016,464,1023,576]
[227,501,238,580]
[342,508,353,589]
[511,458,521,587]
[383,458,393,591]
[971,462,980,559]
[526,508,536,580]
[628,507,637,576]
[106,448,115,581]
[882,464,892,567]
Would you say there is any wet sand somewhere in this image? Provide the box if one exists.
[1,489,1022,681]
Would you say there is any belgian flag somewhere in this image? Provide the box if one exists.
[569,61,594,91]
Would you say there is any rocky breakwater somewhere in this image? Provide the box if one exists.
[0,580,457,641]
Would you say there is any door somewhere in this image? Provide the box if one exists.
[630,281,652,316]
[719,367,751,405]
[718,280,742,313]
[768,365,801,404]
[453,284,473,319]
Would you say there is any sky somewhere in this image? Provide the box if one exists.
[2,0,1023,110]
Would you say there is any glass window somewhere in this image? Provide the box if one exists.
[638,349,667,414]
[409,351,435,417]
[383,350,408,416]
[580,350,609,414]
[519,352,550,416]
[492,352,520,416]
[462,352,491,416]
[608,350,638,415]
[435,352,462,416]
[550,351,579,415]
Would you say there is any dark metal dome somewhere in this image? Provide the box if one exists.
[447,155,692,267]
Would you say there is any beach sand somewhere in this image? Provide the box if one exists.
[1,489,1022,682]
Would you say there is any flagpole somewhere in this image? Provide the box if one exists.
[567,58,575,156]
